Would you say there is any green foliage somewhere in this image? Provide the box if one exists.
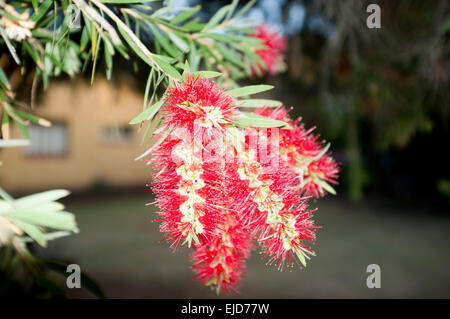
[0,188,77,249]
[0,0,269,140]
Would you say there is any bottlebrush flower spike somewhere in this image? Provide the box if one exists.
[191,164,253,294]
[151,76,237,249]
[191,140,258,294]
[233,129,317,269]
[254,106,340,198]
[251,24,287,76]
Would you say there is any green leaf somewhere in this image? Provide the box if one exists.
[142,69,154,111]
[294,246,307,267]
[149,25,182,58]
[227,85,274,98]
[152,55,182,80]
[232,112,291,129]
[226,0,240,20]
[80,27,90,51]
[181,60,191,77]
[129,100,164,124]
[20,231,73,243]
[168,32,189,53]
[214,43,245,68]
[15,189,70,209]
[237,99,282,108]
[13,119,30,139]
[235,0,257,18]
[202,4,231,31]
[316,179,337,195]
[188,43,200,71]
[183,19,204,32]
[12,220,46,247]
[22,41,43,70]
[31,0,53,22]
[6,209,77,231]
[171,5,201,24]
[312,143,330,161]
[117,25,154,66]
[191,71,222,79]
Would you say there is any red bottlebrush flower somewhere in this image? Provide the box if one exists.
[191,212,252,294]
[303,155,340,198]
[251,24,287,76]
[147,77,340,294]
[191,162,254,294]
[254,106,340,198]
[163,75,237,130]
[232,129,318,269]
[151,76,238,249]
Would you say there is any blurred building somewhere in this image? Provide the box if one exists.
[0,76,152,194]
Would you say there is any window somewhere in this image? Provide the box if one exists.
[24,122,68,156]
[101,126,134,143]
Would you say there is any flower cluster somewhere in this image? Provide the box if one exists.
[251,24,287,76]
[149,76,339,294]
[254,107,340,198]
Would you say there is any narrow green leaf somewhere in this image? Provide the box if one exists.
[12,220,46,247]
[202,4,231,31]
[191,71,222,79]
[149,25,181,58]
[152,55,182,80]
[15,189,70,209]
[316,179,337,195]
[14,119,30,139]
[6,209,77,231]
[143,69,154,111]
[117,25,153,66]
[294,246,307,267]
[312,143,330,161]
[80,27,90,51]
[232,112,291,129]
[238,99,282,108]
[168,32,189,52]
[171,5,201,24]
[31,0,53,22]
[236,0,257,18]
[227,85,274,98]
[129,100,164,124]
[214,43,245,68]
[226,0,240,20]
[188,43,200,71]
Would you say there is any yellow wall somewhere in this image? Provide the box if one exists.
[0,76,155,193]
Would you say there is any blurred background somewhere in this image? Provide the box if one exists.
[2,0,450,298]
